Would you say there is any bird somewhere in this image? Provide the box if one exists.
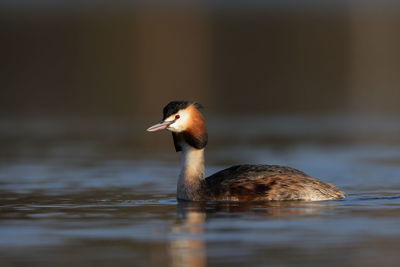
[147,101,345,202]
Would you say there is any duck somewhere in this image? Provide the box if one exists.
[147,101,345,201]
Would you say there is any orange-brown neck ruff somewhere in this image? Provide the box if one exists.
[172,105,208,151]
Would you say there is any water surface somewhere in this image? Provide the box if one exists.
[1,115,400,266]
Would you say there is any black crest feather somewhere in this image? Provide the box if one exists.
[162,101,203,120]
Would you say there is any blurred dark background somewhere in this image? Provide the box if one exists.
[1,0,400,118]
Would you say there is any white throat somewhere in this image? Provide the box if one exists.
[177,145,205,201]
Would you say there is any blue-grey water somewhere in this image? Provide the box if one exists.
[1,115,400,267]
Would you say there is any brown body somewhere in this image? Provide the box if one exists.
[199,164,345,201]
[147,101,346,202]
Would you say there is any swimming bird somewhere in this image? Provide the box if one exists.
[147,101,345,201]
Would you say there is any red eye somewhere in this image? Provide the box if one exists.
[175,115,180,119]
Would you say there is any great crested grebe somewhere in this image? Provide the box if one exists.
[147,101,345,201]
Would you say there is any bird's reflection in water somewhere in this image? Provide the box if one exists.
[170,202,207,267]
[168,200,341,267]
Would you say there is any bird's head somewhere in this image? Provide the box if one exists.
[147,101,208,151]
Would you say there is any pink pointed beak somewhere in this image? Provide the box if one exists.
[146,120,173,132]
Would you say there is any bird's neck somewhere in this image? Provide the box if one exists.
[177,145,205,201]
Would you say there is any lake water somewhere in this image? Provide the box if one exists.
[1,115,400,266]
